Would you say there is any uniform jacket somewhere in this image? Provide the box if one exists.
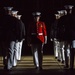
[0,14,25,42]
[57,14,72,41]
[70,14,75,40]
[50,19,58,39]
[27,21,47,44]
[17,20,25,41]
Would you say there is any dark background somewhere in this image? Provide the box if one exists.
[0,0,75,56]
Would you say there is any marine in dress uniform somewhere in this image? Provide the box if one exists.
[10,11,25,66]
[10,10,19,67]
[66,5,75,69]
[27,12,47,70]
[56,10,66,63]
[16,15,25,60]
[1,7,14,67]
[63,5,74,69]
[50,14,60,59]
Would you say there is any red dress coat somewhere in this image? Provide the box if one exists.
[36,21,47,43]
[27,21,47,43]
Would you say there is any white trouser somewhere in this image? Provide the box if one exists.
[58,41,65,62]
[54,40,59,58]
[31,44,43,68]
[16,41,23,60]
[67,44,70,59]
[72,40,75,48]
[7,41,17,69]
[61,41,65,61]
[57,42,61,61]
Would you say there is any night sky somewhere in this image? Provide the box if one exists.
[0,0,75,22]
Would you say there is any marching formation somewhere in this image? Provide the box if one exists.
[0,4,75,71]
[50,5,75,70]
[0,7,25,70]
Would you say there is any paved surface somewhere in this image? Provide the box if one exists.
[0,55,75,75]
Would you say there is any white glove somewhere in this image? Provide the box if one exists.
[44,36,47,44]
[54,38,57,41]
[50,38,53,41]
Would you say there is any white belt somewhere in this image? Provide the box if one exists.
[38,33,43,35]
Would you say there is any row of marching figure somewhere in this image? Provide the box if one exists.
[50,5,75,70]
[0,6,25,70]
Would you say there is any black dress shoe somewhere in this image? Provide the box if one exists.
[4,65,12,71]
[62,60,64,64]
[36,67,42,70]
[57,59,61,62]
[4,65,7,70]
[69,67,74,70]
[55,57,57,59]
[64,65,69,68]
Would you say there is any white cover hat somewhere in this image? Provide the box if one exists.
[55,14,60,17]
[57,10,64,14]
[4,7,13,11]
[32,12,41,16]
[58,10,67,14]
[55,14,60,19]
[64,5,74,9]
[11,10,18,14]
[17,15,22,19]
